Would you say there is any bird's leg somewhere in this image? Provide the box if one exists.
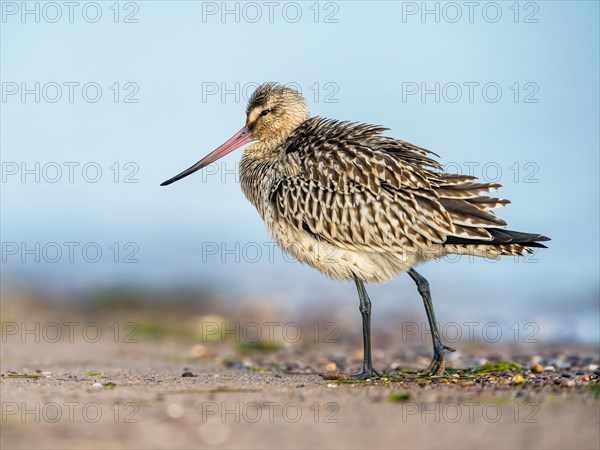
[407,269,455,376]
[351,275,381,380]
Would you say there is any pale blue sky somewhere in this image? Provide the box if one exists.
[1,2,598,341]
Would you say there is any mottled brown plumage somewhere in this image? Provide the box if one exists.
[237,84,548,284]
[161,82,549,377]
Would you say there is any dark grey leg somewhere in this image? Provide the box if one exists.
[408,268,455,376]
[351,275,381,379]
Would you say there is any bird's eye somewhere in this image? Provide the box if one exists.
[260,109,271,117]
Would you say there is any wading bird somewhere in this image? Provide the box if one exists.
[161,83,549,378]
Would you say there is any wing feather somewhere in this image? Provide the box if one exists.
[270,118,511,252]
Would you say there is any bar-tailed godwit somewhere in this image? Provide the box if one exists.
[162,83,549,378]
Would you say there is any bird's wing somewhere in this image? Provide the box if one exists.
[268,118,508,253]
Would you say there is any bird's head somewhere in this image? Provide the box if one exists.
[245,83,309,141]
[160,83,308,186]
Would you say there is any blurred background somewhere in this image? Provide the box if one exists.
[1,1,599,345]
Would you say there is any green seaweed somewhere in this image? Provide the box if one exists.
[587,384,600,398]
[389,392,411,402]
[135,321,196,340]
[164,387,262,395]
[236,341,280,353]
[467,362,526,374]
[329,379,368,384]
[7,374,42,379]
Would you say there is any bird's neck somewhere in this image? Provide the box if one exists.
[239,141,282,219]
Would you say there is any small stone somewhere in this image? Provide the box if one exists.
[190,344,214,358]
[321,372,349,381]
[513,374,525,384]
[326,362,337,371]
[166,403,184,419]
[560,378,575,388]
[531,363,543,374]
[296,384,305,388]
[582,375,590,382]
[543,366,555,372]
[326,383,338,388]
[91,382,103,388]
[181,371,197,377]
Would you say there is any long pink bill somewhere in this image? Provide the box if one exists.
[160,127,253,186]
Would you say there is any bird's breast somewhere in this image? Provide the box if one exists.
[239,151,280,221]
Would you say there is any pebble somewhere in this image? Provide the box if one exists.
[190,344,214,358]
[181,371,197,377]
[531,363,543,374]
[166,403,184,419]
[560,378,575,388]
[543,366,555,372]
[513,374,525,384]
[91,382,103,388]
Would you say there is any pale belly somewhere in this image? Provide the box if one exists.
[267,218,424,284]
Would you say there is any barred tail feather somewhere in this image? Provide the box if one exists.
[445,229,550,249]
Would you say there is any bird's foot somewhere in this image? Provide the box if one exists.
[350,368,381,380]
[420,344,455,377]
